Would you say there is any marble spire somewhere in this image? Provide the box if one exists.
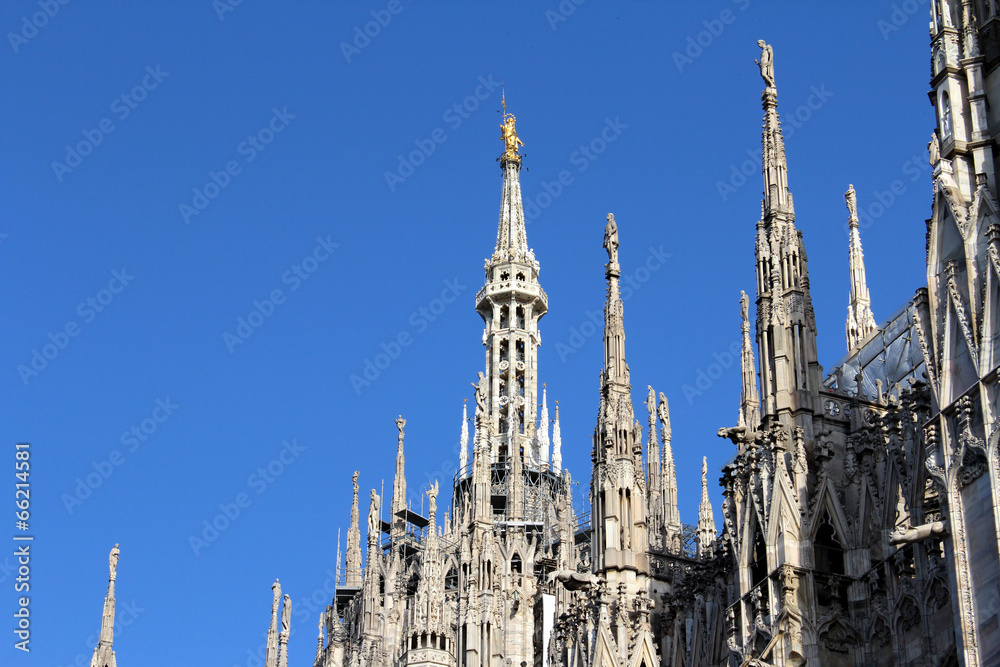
[346,471,362,587]
[552,400,562,471]
[390,416,407,544]
[536,385,551,466]
[739,291,761,432]
[845,184,878,351]
[459,400,469,475]
[89,544,119,667]
[658,394,682,552]
[697,458,717,559]
[265,579,281,667]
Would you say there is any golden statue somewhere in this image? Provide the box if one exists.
[501,115,523,160]
[500,92,523,162]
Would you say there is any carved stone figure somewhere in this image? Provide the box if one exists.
[756,40,774,87]
[657,392,671,438]
[603,213,619,264]
[368,489,380,535]
[109,543,119,579]
[645,385,655,419]
[472,372,488,421]
[845,184,857,219]
[395,415,406,442]
[427,480,439,517]
[889,521,947,545]
[281,594,292,633]
[929,131,940,164]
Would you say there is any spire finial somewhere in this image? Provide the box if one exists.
[346,471,362,587]
[500,91,523,163]
[697,457,716,559]
[552,399,562,471]
[756,40,775,88]
[845,184,877,351]
[459,400,470,475]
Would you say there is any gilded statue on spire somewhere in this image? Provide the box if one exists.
[500,94,523,162]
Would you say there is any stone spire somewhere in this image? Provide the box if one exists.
[658,393,682,552]
[494,100,530,265]
[697,458,716,559]
[459,400,469,476]
[757,40,790,216]
[536,385,551,466]
[592,213,648,576]
[645,386,662,535]
[390,416,407,544]
[752,40,821,425]
[315,611,325,666]
[739,291,761,432]
[266,579,281,667]
[277,594,292,667]
[346,471,362,587]
[89,544,119,667]
[552,400,562,471]
[844,184,877,351]
[412,481,444,634]
[475,103,547,512]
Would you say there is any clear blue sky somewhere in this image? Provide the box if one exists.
[1,2,929,665]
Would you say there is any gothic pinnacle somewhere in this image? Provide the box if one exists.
[459,399,469,476]
[845,184,877,351]
[89,544,119,667]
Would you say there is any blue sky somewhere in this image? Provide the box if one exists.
[1,2,930,665]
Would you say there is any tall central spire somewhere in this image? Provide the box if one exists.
[473,104,548,524]
[494,100,531,265]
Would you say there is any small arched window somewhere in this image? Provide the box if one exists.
[511,553,522,574]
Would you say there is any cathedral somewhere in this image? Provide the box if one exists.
[88,2,1000,665]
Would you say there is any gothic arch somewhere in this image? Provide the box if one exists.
[806,477,855,551]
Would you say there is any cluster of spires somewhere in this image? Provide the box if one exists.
[87,40,889,664]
